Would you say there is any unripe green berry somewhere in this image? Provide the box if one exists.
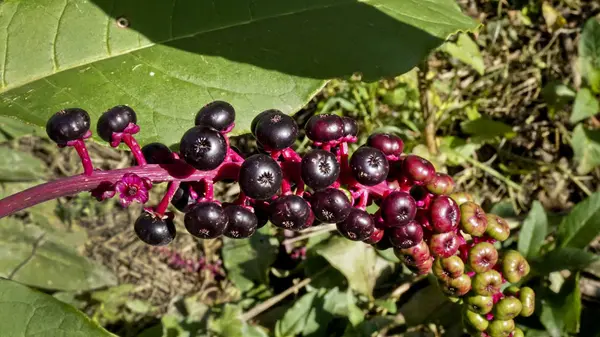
[472,270,503,296]
[503,285,520,297]
[468,242,499,273]
[485,214,510,241]
[433,256,465,282]
[439,274,471,297]
[519,287,535,317]
[512,328,525,337]
[463,308,489,331]
[450,192,473,205]
[494,296,522,320]
[460,202,488,236]
[465,295,494,315]
[502,250,530,283]
[486,319,515,337]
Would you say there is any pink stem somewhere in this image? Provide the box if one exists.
[357,189,369,209]
[122,134,147,166]
[281,178,292,195]
[0,162,241,218]
[228,148,245,163]
[155,181,181,215]
[282,148,302,162]
[202,179,214,201]
[71,140,94,176]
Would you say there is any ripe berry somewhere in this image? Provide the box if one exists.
[380,191,417,227]
[472,270,503,296]
[366,133,403,157]
[388,220,423,249]
[485,214,510,241]
[429,232,460,258]
[310,188,351,223]
[179,125,227,171]
[336,208,374,241]
[465,295,494,315]
[134,212,176,246]
[402,155,435,183]
[253,201,270,228]
[460,201,488,236]
[493,297,522,320]
[300,149,340,190]
[223,205,258,239]
[394,240,430,267]
[426,173,455,195]
[304,114,344,142]
[171,182,194,212]
[97,105,137,142]
[195,100,235,131]
[142,143,173,164]
[46,108,91,145]
[519,287,535,317]
[486,319,515,337]
[468,242,499,273]
[251,110,277,135]
[429,195,460,233]
[270,195,313,231]
[239,154,283,200]
[364,227,384,244]
[254,110,298,150]
[341,117,358,139]
[184,202,228,239]
[439,274,471,297]
[432,256,464,283]
[501,250,530,283]
[350,147,389,186]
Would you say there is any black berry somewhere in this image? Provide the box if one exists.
[223,205,258,239]
[300,149,340,190]
[388,220,423,248]
[341,117,358,138]
[184,202,228,239]
[336,209,374,241]
[270,195,313,230]
[179,125,227,171]
[254,110,298,150]
[134,212,176,246]
[97,105,137,142]
[171,182,195,212]
[304,114,344,142]
[142,143,173,164]
[195,101,235,131]
[251,109,278,135]
[46,108,91,145]
[239,154,283,200]
[350,146,389,186]
[310,188,351,223]
[380,191,417,226]
[367,133,403,157]
[402,155,435,183]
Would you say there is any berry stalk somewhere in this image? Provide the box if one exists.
[155,181,182,216]
[71,140,94,176]
[122,133,148,166]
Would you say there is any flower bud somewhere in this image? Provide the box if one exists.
[432,256,465,282]
[519,287,535,317]
[501,250,530,283]
[485,214,510,241]
[468,242,499,273]
[493,296,522,320]
[472,270,503,296]
[460,202,488,236]
[465,294,494,315]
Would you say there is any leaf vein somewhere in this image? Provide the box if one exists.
[1,2,19,88]
[51,0,69,72]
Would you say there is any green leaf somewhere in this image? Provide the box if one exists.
[0,278,116,336]
[438,136,481,166]
[460,117,514,141]
[0,116,42,142]
[541,81,576,111]
[571,124,600,174]
[222,226,278,292]
[579,17,600,93]
[441,33,485,75]
[570,88,600,124]
[342,316,397,337]
[0,0,476,145]
[316,236,394,297]
[0,217,117,291]
[0,147,46,181]
[540,272,582,336]
[210,305,268,337]
[399,284,460,326]
[557,191,600,249]
[535,247,599,274]
[518,201,548,259]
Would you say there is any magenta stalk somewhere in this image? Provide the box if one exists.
[155,181,181,216]
[122,134,148,166]
[71,140,94,176]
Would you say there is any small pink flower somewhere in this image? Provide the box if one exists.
[91,181,116,201]
[115,173,152,207]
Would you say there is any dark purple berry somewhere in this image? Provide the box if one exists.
[304,114,344,142]
[239,154,283,200]
[251,109,278,135]
[253,202,270,228]
[254,110,298,150]
[184,202,228,239]
[142,143,173,164]
[350,146,389,186]
[310,188,351,223]
[301,149,340,190]
[97,105,137,142]
[179,125,227,171]
[367,133,403,157]
[134,212,176,246]
[341,117,358,139]
[429,195,460,233]
[46,108,91,145]
[171,182,194,212]
[388,220,423,248]
[336,209,374,241]
[270,195,313,230]
[223,205,258,239]
[195,100,235,131]
[380,191,417,227]
[402,155,435,183]
[364,227,384,244]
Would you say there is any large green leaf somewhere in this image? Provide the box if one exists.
[534,247,599,274]
[570,87,600,124]
[210,305,268,337]
[0,0,476,146]
[0,278,116,337]
[518,201,548,259]
[0,147,46,181]
[441,33,484,75]
[579,17,600,93]
[571,124,600,174]
[540,272,582,337]
[0,116,42,142]
[557,191,600,249]
[0,217,117,291]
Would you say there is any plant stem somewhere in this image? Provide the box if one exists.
[72,140,94,176]
[122,134,147,166]
[418,60,438,155]
[155,181,181,215]
[281,223,337,245]
[448,149,522,192]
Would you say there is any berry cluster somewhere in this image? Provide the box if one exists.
[41,101,533,336]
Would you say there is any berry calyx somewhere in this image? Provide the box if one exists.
[195,100,235,131]
[46,108,91,145]
[310,188,351,223]
[301,149,340,190]
[223,205,258,238]
[304,114,344,143]
[238,154,283,200]
[253,110,298,150]
[184,202,228,239]
[97,105,137,142]
[270,195,313,231]
[336,208,374,241]
[134,211,176,246]
[350,146,389,186]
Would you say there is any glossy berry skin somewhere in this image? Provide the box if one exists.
[519,287,535,317]
[364,227,384,244]
[142,143,173,164]
[336,208,374,241]
[501,250,530,283]
[195,100,235,131]
[171,183,194,212]
[367,133,403,157]
[301,149,340,190]
[487,319,515,337]
[429,195,460,233]
[449,192,474,206]
[251,110,277,135]
[184,202,228,239]
[460,201,488,236]
[472,270,503,296]
[463,308,489,332]
[402,155,436,183]
[254,110,298,150]
[310,188,351,223]
[97,105,137,142]
[465,295,494,315]
[134,212,176,246]
[388,220,423,249]
[380,191,416,227]
[468,242,499,273]
[223,205,258,239]
[179,125,227,171]
[429,232,460,258]
[270,195,313,230]
[486,214,510,241]
[426,173,455,195]
[494,297,522,320]
[350,147,389,186]
[46,108,91,145]
[394,240,430,267]
[432,256,464,282]
[239,154,283,200]
[341,116,358,139]
[305,114,344,142]
[439,274,471,297]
